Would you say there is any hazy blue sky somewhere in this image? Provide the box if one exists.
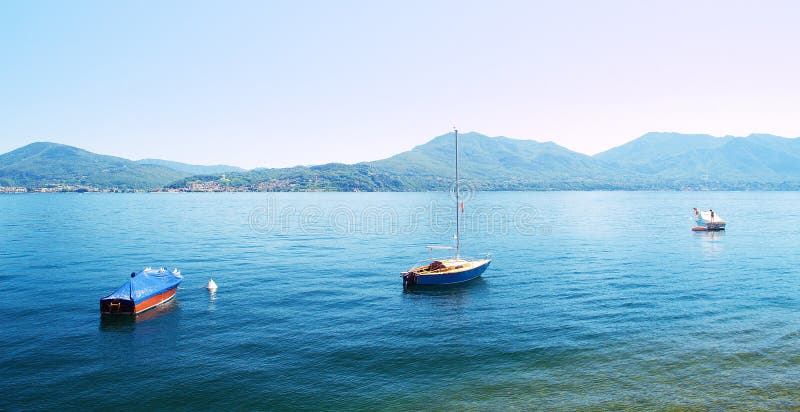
[2,1,798,168]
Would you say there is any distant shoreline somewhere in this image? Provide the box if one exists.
[4,187,800,194]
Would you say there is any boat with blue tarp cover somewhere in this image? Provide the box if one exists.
[100,267,182,315]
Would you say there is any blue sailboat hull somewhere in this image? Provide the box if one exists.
[412,260,491,286]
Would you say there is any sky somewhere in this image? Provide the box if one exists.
[1,0,799,169]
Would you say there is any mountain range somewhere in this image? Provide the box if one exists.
[0,142,185,189]
[2,132,800,191]
[596,132,800,183]
[0,142,241,190]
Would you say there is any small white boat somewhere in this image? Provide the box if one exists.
[692,208,726,231]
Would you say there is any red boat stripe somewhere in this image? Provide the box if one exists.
[134,287,177,314]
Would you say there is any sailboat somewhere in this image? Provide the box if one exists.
[401,128,492,287]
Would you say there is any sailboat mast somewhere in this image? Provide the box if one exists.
[454,127,460,260]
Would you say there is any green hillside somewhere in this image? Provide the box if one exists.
[595,132,800,185]
[169,163,421,191]
[368,132,639,188]
[0,142,188,189]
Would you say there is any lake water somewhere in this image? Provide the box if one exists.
[1,191,799,410]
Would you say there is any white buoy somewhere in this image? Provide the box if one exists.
[207,278,218,292]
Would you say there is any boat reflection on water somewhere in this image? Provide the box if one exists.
[695,227,724,258]
[401,277,489,307]
[208,289,217,312]
[695,228,725,240]
[99,299,179,331]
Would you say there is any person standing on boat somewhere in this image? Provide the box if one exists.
[710,209,715,222]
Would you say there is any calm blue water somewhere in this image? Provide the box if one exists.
[1,192,799,410]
